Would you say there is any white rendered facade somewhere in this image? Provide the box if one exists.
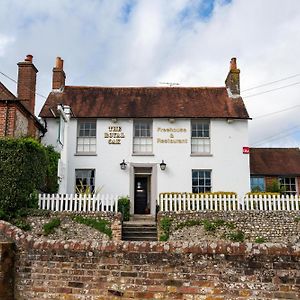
[42,114,250,215]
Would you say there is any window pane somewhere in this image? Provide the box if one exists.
[77,120,96,153]
[191,120,210,153]
[133,121,153,153]
[192,170,211,193]
[75,169,95,193]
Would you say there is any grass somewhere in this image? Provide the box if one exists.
[43,218,61,236]
[159,217,173,241]
[227,230,245,242]
[72,215,112,238]
[255,236,266,243]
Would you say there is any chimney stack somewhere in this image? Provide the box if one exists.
[17,54,38,114]
[225,57,240,97]
[52,56,66,90]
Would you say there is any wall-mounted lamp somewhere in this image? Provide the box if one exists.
[120,159,127,170]
[160,160,167,171]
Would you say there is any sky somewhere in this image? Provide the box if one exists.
[0,0,299,148]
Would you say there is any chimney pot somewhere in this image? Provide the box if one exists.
[55,57,64,69]
[230,57,237,70]
[25,54,33,62]
[225,57,240,97]
[52,56,66,90]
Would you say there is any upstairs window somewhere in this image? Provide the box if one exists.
[77,120,96,153]
[192,170,212,193]
[133,120,153,154]
[191,120,210,154]
[279,177,297,196]
[250,176,265,192]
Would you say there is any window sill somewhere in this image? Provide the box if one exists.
[74,153,97,156]
[132,153,155,156]
[190,153,213,157]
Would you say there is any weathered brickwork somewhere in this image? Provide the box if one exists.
[0,220,299,300]
[0,103,16,137]
[158,211,300,243]
[0,242,14,300]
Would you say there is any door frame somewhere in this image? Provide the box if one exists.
[129,163,157,216]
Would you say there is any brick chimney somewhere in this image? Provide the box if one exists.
[52,57,66,90]
[17,54,38,114]
[225,57,240,97]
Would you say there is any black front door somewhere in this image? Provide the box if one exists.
[134,177,148,214]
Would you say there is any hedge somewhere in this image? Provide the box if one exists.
[0,137,59,217]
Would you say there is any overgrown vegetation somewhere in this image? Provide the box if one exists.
[159,217,173,241]
[42,145,60,193]
[0,138,60,220]
[255,236,266,243]
[43,218,61,236]
[72,215,112,238]
[118,196,130,221]
[227,230,245,242]
[294,217,300,222]
[175,219,235,232]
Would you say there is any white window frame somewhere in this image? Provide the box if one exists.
[75,169,95,194]
[133,120,153,154]
[278,176,297,196]
[76,119,97,154]
[191,119,211,154]
[192,169,212,193]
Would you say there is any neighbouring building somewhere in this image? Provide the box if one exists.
[250,147,300,195]
[0,55,46,139]
[40,57,251,215]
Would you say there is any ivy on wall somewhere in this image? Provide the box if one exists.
[0,138,59,217]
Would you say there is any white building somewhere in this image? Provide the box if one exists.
[40,57,251,215]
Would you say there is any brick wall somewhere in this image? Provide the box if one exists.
[0,242,14,300]
[0,103,16,137]
[0,221,299,300]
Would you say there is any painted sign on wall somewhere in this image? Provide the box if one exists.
[104,126,125,144]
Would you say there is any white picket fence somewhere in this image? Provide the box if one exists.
[158,193,300,212]
[38,194,119,212]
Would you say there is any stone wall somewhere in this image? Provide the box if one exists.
[158,211,300,243]
[0,242,14,300]
[0,220,300,300]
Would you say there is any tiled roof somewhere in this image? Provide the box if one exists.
[0,82,17,100]
[39,86,250,119]
[250,148,300,175]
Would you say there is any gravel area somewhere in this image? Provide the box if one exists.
[26,215,110,240]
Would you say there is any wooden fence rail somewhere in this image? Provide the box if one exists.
[158,193,300,212]
[38,194,119,212]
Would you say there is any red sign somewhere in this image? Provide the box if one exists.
[243,147,250,154]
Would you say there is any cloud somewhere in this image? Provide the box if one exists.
[0,0,299,147]
[0,34,15,56]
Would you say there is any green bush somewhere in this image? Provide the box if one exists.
[0,138,60,218]
[159,217,172,241]
[118,196,130,221]
[255,236,266,243]
[0,138,47,216]
[43,218,61,235]
[72,215,112,238]
[13,219,31,231]
[227,230,245,242]
[42,145,60,193]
